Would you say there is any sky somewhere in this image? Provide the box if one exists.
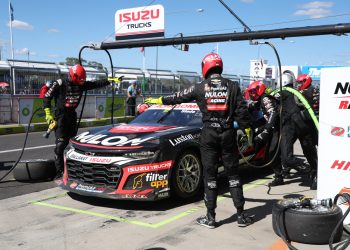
[0,0,350,75]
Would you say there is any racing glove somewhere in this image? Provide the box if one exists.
[253,129,269,150]
[244,128,253,146]
[144,97,163,105]
[44,108,54,125]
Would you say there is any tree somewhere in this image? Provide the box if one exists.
[59,57,87,66]
[88,61,104,70]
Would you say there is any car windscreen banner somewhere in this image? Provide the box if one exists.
[115,4,164,40]
[317,67,350,223]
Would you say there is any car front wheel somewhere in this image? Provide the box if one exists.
[172,151,202,199]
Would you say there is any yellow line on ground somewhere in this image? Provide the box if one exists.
[31,176,272,229]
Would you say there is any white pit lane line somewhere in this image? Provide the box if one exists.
[0,144,55,154]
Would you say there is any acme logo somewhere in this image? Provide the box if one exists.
[330,160,350,171]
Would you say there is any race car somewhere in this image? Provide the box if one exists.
[60,103,272,201]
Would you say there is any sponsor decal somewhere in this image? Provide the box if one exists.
[331,126,345,137]
[330,160,350,171]
[146,173,168,188]
[108,124,176,133]
[67,150,135,165]
[72,131,155,148]
[333,82,350,109]
[75,184,106,193]
[133,173,146,189]
[126,160,172,174]
[119,194,148,199]
[115,5,164,40]
[158,192,169,198]
[169,134,194,146]
[330,126,350,137]
[148,103,199,110]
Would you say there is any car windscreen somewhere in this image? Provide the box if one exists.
[131,108,202,127]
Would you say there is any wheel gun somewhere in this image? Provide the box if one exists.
[43,120,57,139]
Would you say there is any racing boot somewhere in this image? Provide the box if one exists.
[310,171,317,190]
[268,176,284,187]
[237,212,254,227]
[196,210,216,229]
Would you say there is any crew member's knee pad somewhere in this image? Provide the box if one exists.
[55,138,68,155]
[206,179,217,190]
[228,176,241,188]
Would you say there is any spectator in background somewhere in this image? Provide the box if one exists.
[126,80,140,116]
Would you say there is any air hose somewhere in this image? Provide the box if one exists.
[0,107,43,182]
[77,46,116,130]
[329,193,350,250]
[237,41,283,169]
[270,86,319,131]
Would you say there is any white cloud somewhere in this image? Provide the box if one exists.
[15,48,35,56]
[7,20,33,31]
[239,0,255,3]
[300,1,334,9]
[48,28,60,33]
[294,8,331,18]
[294,1,334,18]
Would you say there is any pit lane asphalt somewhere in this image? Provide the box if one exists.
[1,132,347,250]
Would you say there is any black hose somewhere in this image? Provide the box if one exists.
[77,46,89,130]
[0,107,43,182]
[276,205,299,250]
[76,47,115,128]
[103,49,115,125]
[237,41,283,169]
[329,193,350,250]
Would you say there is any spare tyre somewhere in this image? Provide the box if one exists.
[13,159,56,181]
[272,199,343,245]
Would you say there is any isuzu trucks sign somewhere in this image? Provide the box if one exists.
[115,5,164,40]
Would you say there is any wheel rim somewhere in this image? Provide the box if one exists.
[176,154,201,193]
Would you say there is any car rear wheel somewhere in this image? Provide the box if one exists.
[172,151,202,199]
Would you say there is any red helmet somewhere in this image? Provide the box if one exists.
[296,74,312,91]
[247,80,266,101]
[137,103,149,115]
[69,65,86,85]
[201,53,223,79]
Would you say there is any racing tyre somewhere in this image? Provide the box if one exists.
[172,151,202,199]
[13,159,56,181]
[272,199,343,244]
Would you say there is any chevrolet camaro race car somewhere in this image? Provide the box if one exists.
[59,103,271,201]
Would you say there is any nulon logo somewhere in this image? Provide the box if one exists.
[334,82,350,109]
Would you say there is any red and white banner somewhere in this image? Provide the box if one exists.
[115,4,164,40]
[317,67,350,224]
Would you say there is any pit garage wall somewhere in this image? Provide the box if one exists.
[317,67,350,224]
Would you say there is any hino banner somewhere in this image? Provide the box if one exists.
[317,67,350,224]
[115,5,164,40]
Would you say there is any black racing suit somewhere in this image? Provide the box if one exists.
[279,89,318,174]
[252,93,281,178]
[299,85,319,145]
[162,74,251,214]
[43,78,110,173]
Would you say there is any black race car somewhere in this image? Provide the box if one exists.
[60,103,271,201]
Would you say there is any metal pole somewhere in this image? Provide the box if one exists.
[8,0,14,60]
[99,23,350,50]
[218,0,252,32]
